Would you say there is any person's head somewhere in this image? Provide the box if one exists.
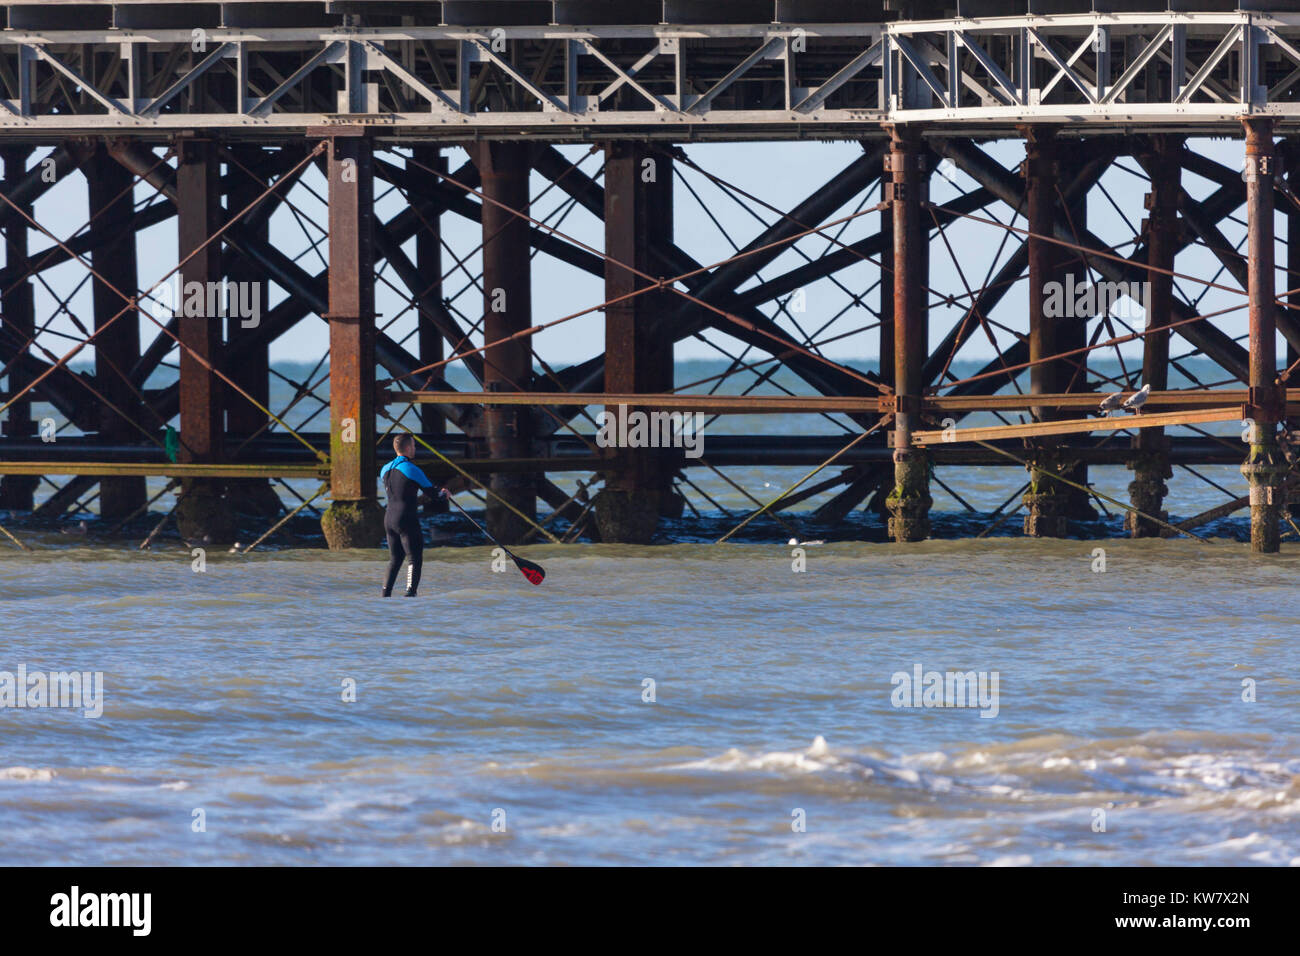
[393,433,415,458]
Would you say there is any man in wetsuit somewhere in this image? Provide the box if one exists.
[380,433,444,597]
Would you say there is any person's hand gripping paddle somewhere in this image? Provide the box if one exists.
[440,489,546,585]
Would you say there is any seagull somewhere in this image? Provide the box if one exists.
[60,520,88,536]
[1122,384,1151,414]
[1097,391,1125,416]
[787,537,826,546]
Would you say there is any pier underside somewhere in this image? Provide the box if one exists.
[4,3,1300,552]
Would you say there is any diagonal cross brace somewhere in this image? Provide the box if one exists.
[931,136,1250,383]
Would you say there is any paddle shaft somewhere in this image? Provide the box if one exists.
[443,492,518,560]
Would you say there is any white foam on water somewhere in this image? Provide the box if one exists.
[665,734,1300,832]
[672,737,964,794]
[0,767,54,782]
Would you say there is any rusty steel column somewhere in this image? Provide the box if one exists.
[225,143,282,521]
[1061,184,1096,523]
[878,150,895,391]
[320,131,384,549]
[1021,125,1075,537]
[175,136,234,543]
[471,141,536,544]
[1287,140,1300,528]
[0,147,38,512]
[1128,135,1180,537]
[595,142,676,544]
[87,142,147,520]
[413,145,447,442]
[885,126,931,543]
[1242,118,1286,553]
[867,155,896,518]
[87,141,147,520]
[413,145,448,519]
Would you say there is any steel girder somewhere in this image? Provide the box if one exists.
[9,12,1300,136]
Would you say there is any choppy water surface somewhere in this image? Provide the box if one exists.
[2,537,1297,865]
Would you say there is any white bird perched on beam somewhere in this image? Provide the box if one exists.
[1122,384,1151,414]
[1097,391,1125,416]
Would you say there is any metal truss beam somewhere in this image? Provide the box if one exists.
[6,13,1300,138]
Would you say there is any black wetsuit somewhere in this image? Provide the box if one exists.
[380,454,434,595]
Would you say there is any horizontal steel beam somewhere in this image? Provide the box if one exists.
[0,429,1255,473]
[3,13,1300,137]
[913,406,1244,446]
[388,387,1295,415]
[387,390,889,414]
[0,461,330,478]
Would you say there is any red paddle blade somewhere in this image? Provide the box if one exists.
[514,556,545,585]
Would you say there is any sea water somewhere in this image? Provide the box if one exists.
[1,536,1297,865]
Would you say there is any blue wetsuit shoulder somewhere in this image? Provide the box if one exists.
[395,459,434,489]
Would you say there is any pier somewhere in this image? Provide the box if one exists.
[3,1,1300,551]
